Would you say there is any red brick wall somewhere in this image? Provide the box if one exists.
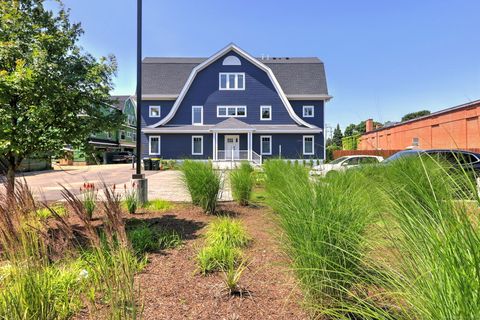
[358,102,480,150]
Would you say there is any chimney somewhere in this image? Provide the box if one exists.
[366,119,374,132]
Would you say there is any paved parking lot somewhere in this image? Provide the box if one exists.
[4,164,231,202]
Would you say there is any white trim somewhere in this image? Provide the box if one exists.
[149,105,161,118]
[148,43,315,128]
[219,72,245,90]
[303,135,314,155]
[141,128,322,134]
[303,105,314,118]
[149,136,161,155]
[143,94,178,100]
[260,105,272,121]
[192,136,203,155]
[287,94,333,101]
[260,135,272,155]
[217,105,247,118]
[254,129,322,133]
[192,105,203,125]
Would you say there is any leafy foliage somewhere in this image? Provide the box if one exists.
[230,162,254,206]
[401,109,431,122]
[0,0,123,187]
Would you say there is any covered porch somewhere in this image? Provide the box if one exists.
[210,118,262,165]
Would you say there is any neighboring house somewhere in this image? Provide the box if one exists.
[65,95,137,165]
[140,43,331,164]
[358,99,480,151]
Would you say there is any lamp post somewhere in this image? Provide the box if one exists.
[132,0,148,204]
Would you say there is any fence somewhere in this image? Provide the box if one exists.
[333,148,480,160]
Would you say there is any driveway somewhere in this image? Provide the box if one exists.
[4,164,232,202]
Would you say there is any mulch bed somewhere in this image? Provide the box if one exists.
[135,202,307,320]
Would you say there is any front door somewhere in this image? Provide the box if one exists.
[225,135,240,160]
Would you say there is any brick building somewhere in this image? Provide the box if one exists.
[358,100,480,150]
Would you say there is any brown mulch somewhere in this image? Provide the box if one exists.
[135,202,307,320]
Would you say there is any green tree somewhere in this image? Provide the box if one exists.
[401,110,431,122]
[332,124,343,148]
[344,123,357,136]
[0,0,123,190]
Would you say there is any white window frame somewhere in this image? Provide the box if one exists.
[260,105,272,121]
[149,136,161,155]
[217,105,247,118]
[192,106,203,125]
[303,135,315,155]
[260,135,272,155]
[149,105,161,118]
[126,131,132,138]
[192,136,203,155]
[303,105,314,118]
[219,72,245,90]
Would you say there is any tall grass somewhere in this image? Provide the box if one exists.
[181,160,221,214]
[230,162,254,206]
[379,157,480,319]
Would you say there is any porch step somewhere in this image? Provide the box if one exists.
[213,161,261,170]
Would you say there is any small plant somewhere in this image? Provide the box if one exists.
[294,159,299,166]
[181,160,221,214]
[123,182,138,214]
[197,244,242,274]
[205,217,250,248]
[80,182,97,219]
[309,159,314,167]
[230,162,254,206]
[222,256,249,295]
[127,223,182,256]
[316,159,320,166]
[36,203,67,219]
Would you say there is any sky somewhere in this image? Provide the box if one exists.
[52,0,480,132]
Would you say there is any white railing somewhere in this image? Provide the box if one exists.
[252,151,262,165]
[215,150,263,165]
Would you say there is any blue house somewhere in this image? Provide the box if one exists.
[141,44,331,164]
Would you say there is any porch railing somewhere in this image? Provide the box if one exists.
[216,150,262,165]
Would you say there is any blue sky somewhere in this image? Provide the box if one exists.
[55,0,479,131]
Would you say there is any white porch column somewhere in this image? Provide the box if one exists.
[212,132,217,161]
[247,131,252,161]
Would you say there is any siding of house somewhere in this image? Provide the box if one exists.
[358,101,480,150]
[290,100,324,128]
[142,133,324,159]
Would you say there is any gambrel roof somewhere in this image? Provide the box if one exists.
[142,49,329,99]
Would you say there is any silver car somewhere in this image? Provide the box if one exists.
[311,155,384,176]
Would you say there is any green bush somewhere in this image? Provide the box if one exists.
[205,217,250,248]
[181,160,221,214]
[230,162,254,206]
[142,199,173,212]
[197,244,242,274]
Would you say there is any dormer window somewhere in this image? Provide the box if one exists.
[149,105,161,117]
[219,73,245,90]
[303,105,314,118]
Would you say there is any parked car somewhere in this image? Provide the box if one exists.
[111,152,135,163]
[383,149,480,173]
[310,155,384,176]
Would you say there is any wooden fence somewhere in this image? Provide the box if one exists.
[333,149,480,160]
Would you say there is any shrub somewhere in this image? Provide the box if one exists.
[230,162,254,206]
[36,203,66,219]
[197,244,242,274]
[181,160,221,214]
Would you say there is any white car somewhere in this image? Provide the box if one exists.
[310,155,384,176]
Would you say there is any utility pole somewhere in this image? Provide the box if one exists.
[132,0,148,204]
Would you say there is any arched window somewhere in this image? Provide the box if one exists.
[222,55,241,66]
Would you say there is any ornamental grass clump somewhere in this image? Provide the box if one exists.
[263,159,382,317]
[181,160,221,214]
[123,182,138,214]
[230,162,254,206]
[379,157,480,319]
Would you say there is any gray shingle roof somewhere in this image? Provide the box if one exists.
[142,57,328,97]
[109,95,131,111]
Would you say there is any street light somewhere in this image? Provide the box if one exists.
[132,0,148,204]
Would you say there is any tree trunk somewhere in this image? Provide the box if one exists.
[6,162,16,197]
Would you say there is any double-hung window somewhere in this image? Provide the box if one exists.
[149,136,161,155]
[260,105,272,120]
[217,106,247,117]
[149,106,161,117]
[303,135,314,155]
[192,136,203,155]
[260,136,272,155]
[192,106,203,125]
[303,105,314,117]
[219,73,245,90]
